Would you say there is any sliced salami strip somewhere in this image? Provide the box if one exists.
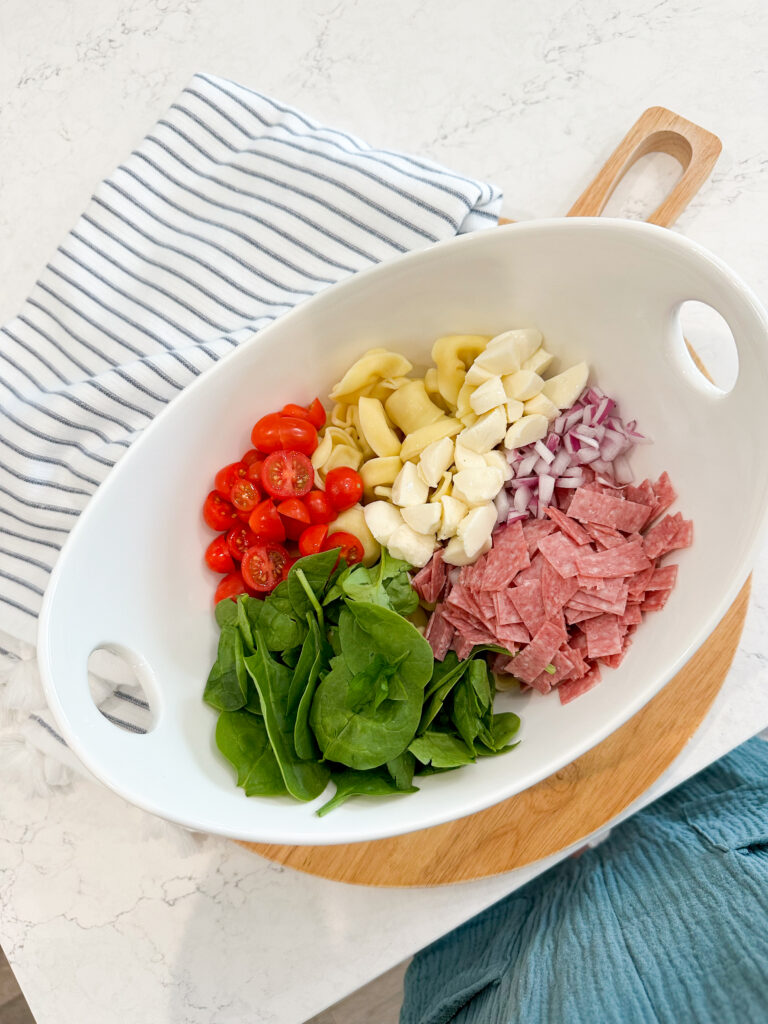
[625,478,657,512]
[532,646,577,690]
[642,514,686,559]
[508,619,566,684]
[425,606,454,661]
[576,541,651,579]
[627,566,654,599]
[544,506,592,545]
[646,564,679,591]
[584,523,625,549]
[569,589,628,617]
[492,590,523,625]
[515,553,545,584]
[541,558,580,618]
[483,522,530,589]
[537,532,581,577]
[522,518,557,557]
[619,603,643,626]
[510,579,547,636]
[583,613,623,658]
[565,605,604,625]
[642,589,673,612]
[558,664,602,704]
[650,471,678,521]
[495,622,531,647]
[452,635,474,660]
[567,487,650,533]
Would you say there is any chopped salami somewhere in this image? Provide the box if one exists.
[627,566,654,599]
[495,622,531,648]
[565,605,603,625]
[625,478,657,512]
[541,558,580,618]
[642,589,673,612]
[510,580,547,636]
[411,561,433,602]
[492,590,523,625]
[532,646,577,690]
[537,532,581,578]
[522,518,557,557]
[425,606,454,661]
[619,603,643,626]
[515,553,545,584]
[647,564,679,591]
[642,514,686,559]
[583,613,623,659]
[650,471,677,521]
[544,506,592,545]
[558,664,602,704]
[568,588,628,617]
[452,635,474,661]
[584,523,625,549]
[508,620,566,684]
[576,541,652,579]
[567,488,650,533]
[483,522,530,589]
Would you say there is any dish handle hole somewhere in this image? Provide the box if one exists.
[674,301,739,395]
[88,645,156,734]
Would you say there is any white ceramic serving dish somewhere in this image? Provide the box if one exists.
[38,219,768,845]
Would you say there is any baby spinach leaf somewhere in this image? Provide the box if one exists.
[286,623,319,719]
[245,634,330,801]
[287,549,339,619]
[420,654,471,733]
[316,768,418,817]
[203,626,247,711]
[386,750,416,790]
[215,599,239,629]
[215,710,286,796]
[346,653,408,713]
[282,645,302,669]
[383,571,419,616]
[337,548,418,616]
[476,712,521,755]
[294,619,329,761]
[451,660,493,754]
[259,600,307,652]
[409,730,475,769]
[236,595,254,651]
[310,652,423,771]
[341,602,433,689]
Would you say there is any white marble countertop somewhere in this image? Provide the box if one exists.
[2,0,768,1021]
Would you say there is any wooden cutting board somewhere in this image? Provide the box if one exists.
[243,108,739,886]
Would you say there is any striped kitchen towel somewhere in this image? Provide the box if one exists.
[0,73,502,776]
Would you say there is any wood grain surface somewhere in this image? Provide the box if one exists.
[241,108,741,887]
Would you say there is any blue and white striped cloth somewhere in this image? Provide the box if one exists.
[0,74,501,754]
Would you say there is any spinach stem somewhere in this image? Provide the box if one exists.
[295,568,324,628]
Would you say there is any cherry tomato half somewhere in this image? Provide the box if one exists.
[306,398,326,430]
[281,403,314,421]
[241,542,292,593]
[277,498,310,524]
[214,571,248,604]
[226,524,259,562]
[322,530,364,565]
[205,534,236,574]
[248,498,286,542]
[304,489,335,524]
[230,478,260,512]
[245,458,265,483]
[250,413,283,453]
[203,491,240,531]
[241,449,263,468]
[261,450,314,499]
[325,466,364,512]
[214,461,246,497]
[299,524,328,557]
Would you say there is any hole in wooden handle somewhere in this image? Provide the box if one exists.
[568,106,722,229]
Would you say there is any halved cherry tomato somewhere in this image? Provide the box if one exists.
[277,497,311,540]
[203,491,240,531]
[322,530,364,565]
[205,534,236,574]
[299,524,328,557]
[261,450,314,499]
[281,402,314,421]
[214,571,248,604]
[245,458,264,483]
[226,524,259,562]
[304,489,335,524]
[241,449,263,468]
[241,542,291,592]
[214,462,246,497]
[325,466,364,512]
[252,413,319,455]
[277,498,311,524]
[248,498,286,542]
[230,478,260,512]
[306,398,326,430]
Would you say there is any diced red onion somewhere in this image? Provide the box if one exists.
[494,487,510,524]
[500,385,644,522]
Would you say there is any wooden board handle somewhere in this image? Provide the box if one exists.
[567,106,722,228]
